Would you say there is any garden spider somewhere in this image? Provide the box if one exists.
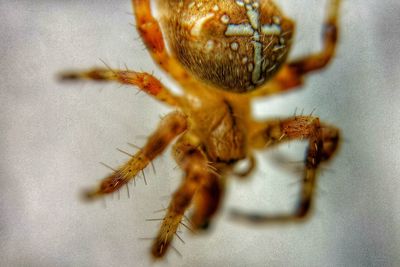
[61,0,341,259]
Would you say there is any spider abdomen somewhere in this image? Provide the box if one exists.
[159,0,294,93]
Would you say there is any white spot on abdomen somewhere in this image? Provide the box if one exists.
[205,40,215,52]
[191,13,215,37]
[220,14,230,24]
[230,42,239,51]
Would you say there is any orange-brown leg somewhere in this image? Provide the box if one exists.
[151,139,219,258]
[60,68,178,106]
[253,0,341,97]
[131,0,193,85]
[190,171,224,230]
[83,112,187,200]
[151,172,198,259]
[233,116,340,223]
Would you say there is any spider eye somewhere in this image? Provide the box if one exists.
[160,0,294,93]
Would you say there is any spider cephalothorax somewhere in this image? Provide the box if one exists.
[160,0,294,92]
[61,0,341,259]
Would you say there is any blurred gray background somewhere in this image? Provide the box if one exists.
[1,0,399,266]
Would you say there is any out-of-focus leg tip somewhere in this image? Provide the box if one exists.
[229,209,265,223]
[58,72,81,81]
[151,250,165,260]
[80,189,99,202]
[229,209,242,219]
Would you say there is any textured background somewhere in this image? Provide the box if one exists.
[1,0,399,266]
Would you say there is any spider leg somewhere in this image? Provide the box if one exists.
[60,68,178,106]
[190,171,224,230]
[131,0,193,85]
[175,137,226,230]
[232,116,340,223]
[151,138,221,258]
[83,112,187,199]
[252,0,341,97]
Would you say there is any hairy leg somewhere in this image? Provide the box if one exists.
[132,0,193,85]
[83,112,187,199]
[234,116,340,223]
[252,0,341,97]
[60,68,178,106]
[190,172,224,230]
[151,138,219,258]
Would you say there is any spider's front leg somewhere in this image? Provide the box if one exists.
[60,68,178,106]
[83,112,187,199]
[151,137,223,258]
[233,116,340,223]
[132,0,193,84]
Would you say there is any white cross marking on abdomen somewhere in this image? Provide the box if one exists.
[225,0,282,84]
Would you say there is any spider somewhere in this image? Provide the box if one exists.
[61,0,341,259]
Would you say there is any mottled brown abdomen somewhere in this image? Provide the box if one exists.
[159,0,294,93]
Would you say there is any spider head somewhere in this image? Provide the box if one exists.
[160,0,294,93]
